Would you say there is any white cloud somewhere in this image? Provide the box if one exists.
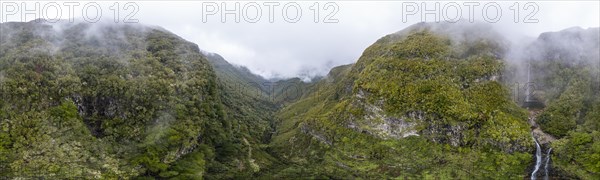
[3,1,599,79]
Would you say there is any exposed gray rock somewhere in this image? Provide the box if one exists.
[300,123,332,146]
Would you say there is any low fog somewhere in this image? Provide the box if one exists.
[1,1,598,80]
[135,1,599,80]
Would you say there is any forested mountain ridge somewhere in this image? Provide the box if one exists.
[267,23,600,179]
[0,20,598,179]
[269,22,535,179]
[0,20,280,179]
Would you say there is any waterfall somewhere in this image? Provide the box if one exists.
[531,135,542,180]
[526,62,532,102]
[544,148,552,180]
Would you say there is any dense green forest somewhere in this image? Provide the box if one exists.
[0,21,279,179]
[269,23,534,179]
[0,21,598,179]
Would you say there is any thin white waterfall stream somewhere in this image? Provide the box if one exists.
[544,148,552,180]
[531,135,542,180]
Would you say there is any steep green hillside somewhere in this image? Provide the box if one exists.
[1,20,597,179]
[269,22,534,179]
[0,21,270,179]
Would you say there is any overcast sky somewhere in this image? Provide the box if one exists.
[2,1,599,79]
